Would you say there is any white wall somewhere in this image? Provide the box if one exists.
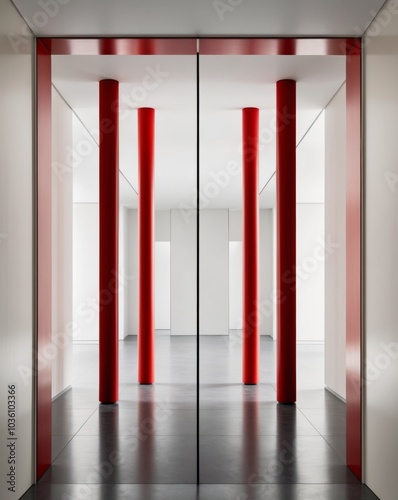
[229,242,242,329]
[122,208,130,336]
[171,208,196,335]
[324,84,346,400]
[155,242,171,329]
[155,211,171,330]
[0,1,34,497]
[73,203,130,341]
[126,208,274,337]
[260,210,273,335]
[228,209,274,335]
[156,210,171,241]
[272,208,277,339]
[228,210,244,331]
[73,204,99,341]
[52,88,73,398]
[296,204,325,342]
[364,2,398,497]
[229,209,242,241]
[125,209,138,335]
[296,112,325,343]
[124,209,171,335]
[71,113,98,204]
[119,207,127,339]
[200,210,229,335]
[72,108,100,342]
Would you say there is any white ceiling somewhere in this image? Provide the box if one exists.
[200,55,343,209]
[12,0,384,37]
[52,53,344,209]
[13,0,376,210]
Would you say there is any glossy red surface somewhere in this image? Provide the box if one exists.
[199,38,360,56]
[138,108,155,384]
[99,80,119,404]
[242,107,260,385]
[36,39,52,479]
[40,37,197,55]
[276,80,297,404]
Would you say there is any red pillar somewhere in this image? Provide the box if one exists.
[242,107,260,385]
[99,79,119,404]
[276,80,296,404]
[138,108,155,384]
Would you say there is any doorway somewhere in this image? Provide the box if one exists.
[35,37,362,487]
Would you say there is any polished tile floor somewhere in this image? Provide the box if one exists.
[22,334,378,499]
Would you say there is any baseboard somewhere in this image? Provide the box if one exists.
[52,385,71,402]
[325,385,346,403]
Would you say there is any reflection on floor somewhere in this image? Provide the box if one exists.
[22,335,378,499]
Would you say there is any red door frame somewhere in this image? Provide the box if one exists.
[36,36,362,480]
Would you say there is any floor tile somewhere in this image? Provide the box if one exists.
[21,336,377,499]
[52,407,97,435]
[300,407,346,436]
[77,407,196,436]
[199,435,358,484]
[42,435,197,484]
[199,407,319,436]
[323,433,346,462]
[52,435,74,462]
[20,483,380,500]
[20,483,199,500]
[196,484,380,500]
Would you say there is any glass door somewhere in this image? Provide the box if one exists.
[44,39,199,486]
[197,39,352,494]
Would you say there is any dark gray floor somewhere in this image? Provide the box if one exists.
[22,335,379,499]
